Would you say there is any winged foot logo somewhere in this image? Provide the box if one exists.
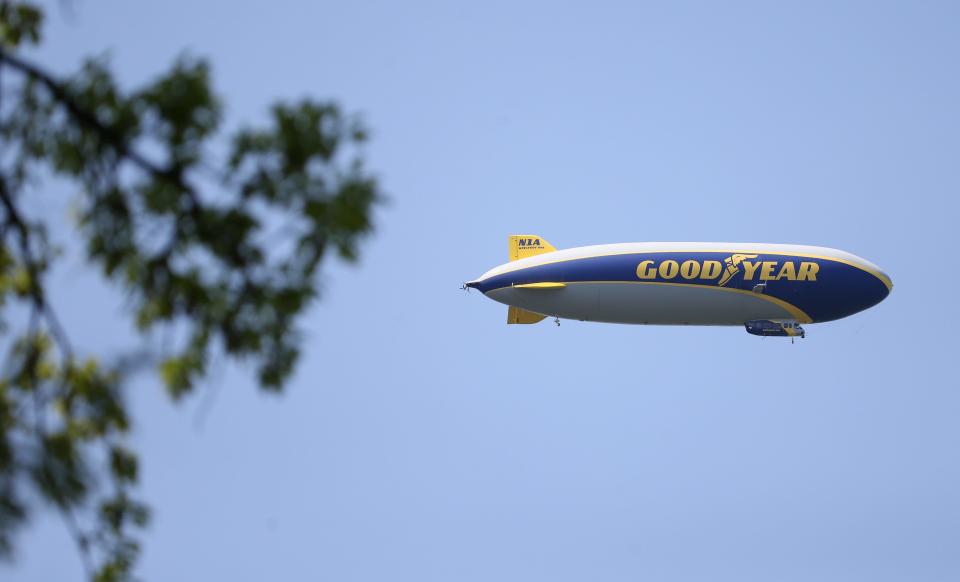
[719,253,759,286]
[636,254,820,286]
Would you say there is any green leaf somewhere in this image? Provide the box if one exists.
[0,2,43,48]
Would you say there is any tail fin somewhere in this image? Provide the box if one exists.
[509,235,557,262]
[508,305,547,324]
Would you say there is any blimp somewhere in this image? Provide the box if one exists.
[463,235,892,339]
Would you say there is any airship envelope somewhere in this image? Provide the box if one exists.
[464,235,892,339]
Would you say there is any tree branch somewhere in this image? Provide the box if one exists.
[0,175,74,360]
[0,48,202,214]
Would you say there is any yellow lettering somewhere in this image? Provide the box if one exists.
[797,262,820,281]
[679,260,701,279]
[659,260,679,279]
[636,260,656,279]
[760,261,778,281]
[742,261,762,281]
[776,262,797,280]
[701,261,722,279]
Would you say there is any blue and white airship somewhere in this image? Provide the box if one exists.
[464,235,892,338]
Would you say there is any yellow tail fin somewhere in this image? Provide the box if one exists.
[508,306,547,324]
[509,234,557,262]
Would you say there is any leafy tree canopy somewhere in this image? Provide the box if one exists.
[0,2,382,579]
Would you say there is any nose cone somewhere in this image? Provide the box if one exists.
[848,251,892,299]
[879,268,893,294]
[868,264,893,304]
[810,255,892,323]
[849,263,893,319]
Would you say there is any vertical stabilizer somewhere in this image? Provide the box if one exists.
[508,235,557,262]
[507,306,547,324]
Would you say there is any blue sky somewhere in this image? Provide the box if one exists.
[7,1,960,580]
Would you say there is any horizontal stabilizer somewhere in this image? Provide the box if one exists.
[514,282,566,289]
[508,306,547,324]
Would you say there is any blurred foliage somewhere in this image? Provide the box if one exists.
[0,2,381,579]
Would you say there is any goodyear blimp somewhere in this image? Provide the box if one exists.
[463,236,892,339]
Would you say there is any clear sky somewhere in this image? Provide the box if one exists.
[7,1,960,580]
